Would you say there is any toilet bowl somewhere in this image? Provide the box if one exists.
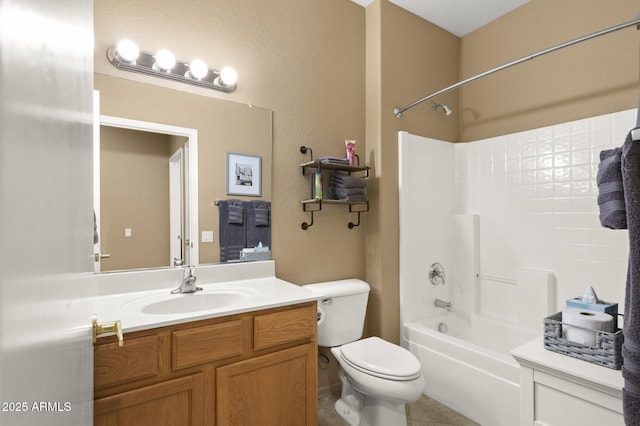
[330,337,425,426]
[332,337,424,400]
[302,279,425,426]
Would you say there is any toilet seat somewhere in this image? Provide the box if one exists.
[338,336,422,381]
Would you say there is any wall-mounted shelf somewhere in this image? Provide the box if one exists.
[299,145,369,230]
[300,160,370,177]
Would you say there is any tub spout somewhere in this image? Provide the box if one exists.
[434,298,452,311]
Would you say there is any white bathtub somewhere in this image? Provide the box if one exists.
[402,312,538,426]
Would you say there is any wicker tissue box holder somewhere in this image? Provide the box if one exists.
[239,250,272,262]
[543,312,623,370]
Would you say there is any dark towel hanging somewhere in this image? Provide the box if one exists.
[245,201,271,249]
[622,47,640,424]
[622,127,640,426]
[217,199,246,262]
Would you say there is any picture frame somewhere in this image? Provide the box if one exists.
[226,152,262,196]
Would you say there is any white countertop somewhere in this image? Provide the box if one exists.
[511,336,623,397]
[92,261,320,334]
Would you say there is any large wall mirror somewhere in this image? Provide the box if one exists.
[94,74,272,273]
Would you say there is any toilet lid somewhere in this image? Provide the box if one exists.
[339,336,422,381]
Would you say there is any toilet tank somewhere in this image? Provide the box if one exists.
[302,279,370,347]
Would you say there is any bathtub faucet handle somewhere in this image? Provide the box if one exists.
[428,263,446,285]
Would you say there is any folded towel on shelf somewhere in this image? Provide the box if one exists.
[597,147,626,229]
[621,127,640,425]
[330,187,366,197]
[227,199,245,224]
[328,171,368,202]
[328,188,366,200]
[317,156,350,165]
[339,193,367,203]
[330,172,367,188]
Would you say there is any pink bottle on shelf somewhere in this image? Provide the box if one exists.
[345,140,356,166]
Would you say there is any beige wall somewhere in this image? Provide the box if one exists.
[459,0,639,141]
[366,0,460,343]
[100,126,172,271]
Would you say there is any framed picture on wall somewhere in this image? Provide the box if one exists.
[226,152,262,196]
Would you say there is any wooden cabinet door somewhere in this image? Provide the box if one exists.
[216,343,317,426]
[94,374,204,426]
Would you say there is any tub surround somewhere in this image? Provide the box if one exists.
[92,260,320,334]
[512,337,623,425]
[397,109,634,426]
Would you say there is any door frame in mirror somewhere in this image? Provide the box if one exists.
[95,114,199,272]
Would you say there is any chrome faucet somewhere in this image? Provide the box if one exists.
[434,298,453,312]
[171,265,203,294]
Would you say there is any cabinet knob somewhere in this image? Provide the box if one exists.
[92,316,124,347]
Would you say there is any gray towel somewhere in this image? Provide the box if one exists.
[329,172,368,201]
[621,128,640,425]
[251,200,270,226]
[218,200,246,262]
[328,188,367,201]
[330,172,367,188]
[330,187,366,197]
[228,199,244,224]
[597,147,627,229]
[333,174,367,188]
[245,200,271,249]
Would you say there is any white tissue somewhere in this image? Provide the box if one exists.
[581,286,600,304]
[562,308,614,346]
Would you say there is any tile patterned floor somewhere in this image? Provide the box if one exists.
[318,391,480,426]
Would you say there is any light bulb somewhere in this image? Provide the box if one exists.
[219,67,237,86]
[115,39,139,63]
[154,49,176,72]
[187,59,208,80]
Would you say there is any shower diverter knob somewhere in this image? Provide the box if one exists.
[428,262,446,285]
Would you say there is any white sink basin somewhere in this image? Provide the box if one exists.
[123,287,260,315]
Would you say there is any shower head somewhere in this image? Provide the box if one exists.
[431,102,452,116]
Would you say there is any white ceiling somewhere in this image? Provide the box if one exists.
[351,0,530,37]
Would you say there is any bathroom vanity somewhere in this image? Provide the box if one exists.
[512,337,623,426]
[92,261,319,426]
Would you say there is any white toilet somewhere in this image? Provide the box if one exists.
[303,279,425,426]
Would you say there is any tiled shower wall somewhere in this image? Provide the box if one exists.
[454,109,635,312]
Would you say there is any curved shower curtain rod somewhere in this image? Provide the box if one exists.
[393,17,640,118]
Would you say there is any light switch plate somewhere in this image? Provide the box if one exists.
[201,230,214,243]
[124,228,132,237]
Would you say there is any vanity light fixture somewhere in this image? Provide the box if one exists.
[107,40,237,93]
[153,49,176,73]
[187,59,209,80]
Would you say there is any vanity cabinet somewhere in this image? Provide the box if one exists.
[512,337,623,426]
[94,302,318,426]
